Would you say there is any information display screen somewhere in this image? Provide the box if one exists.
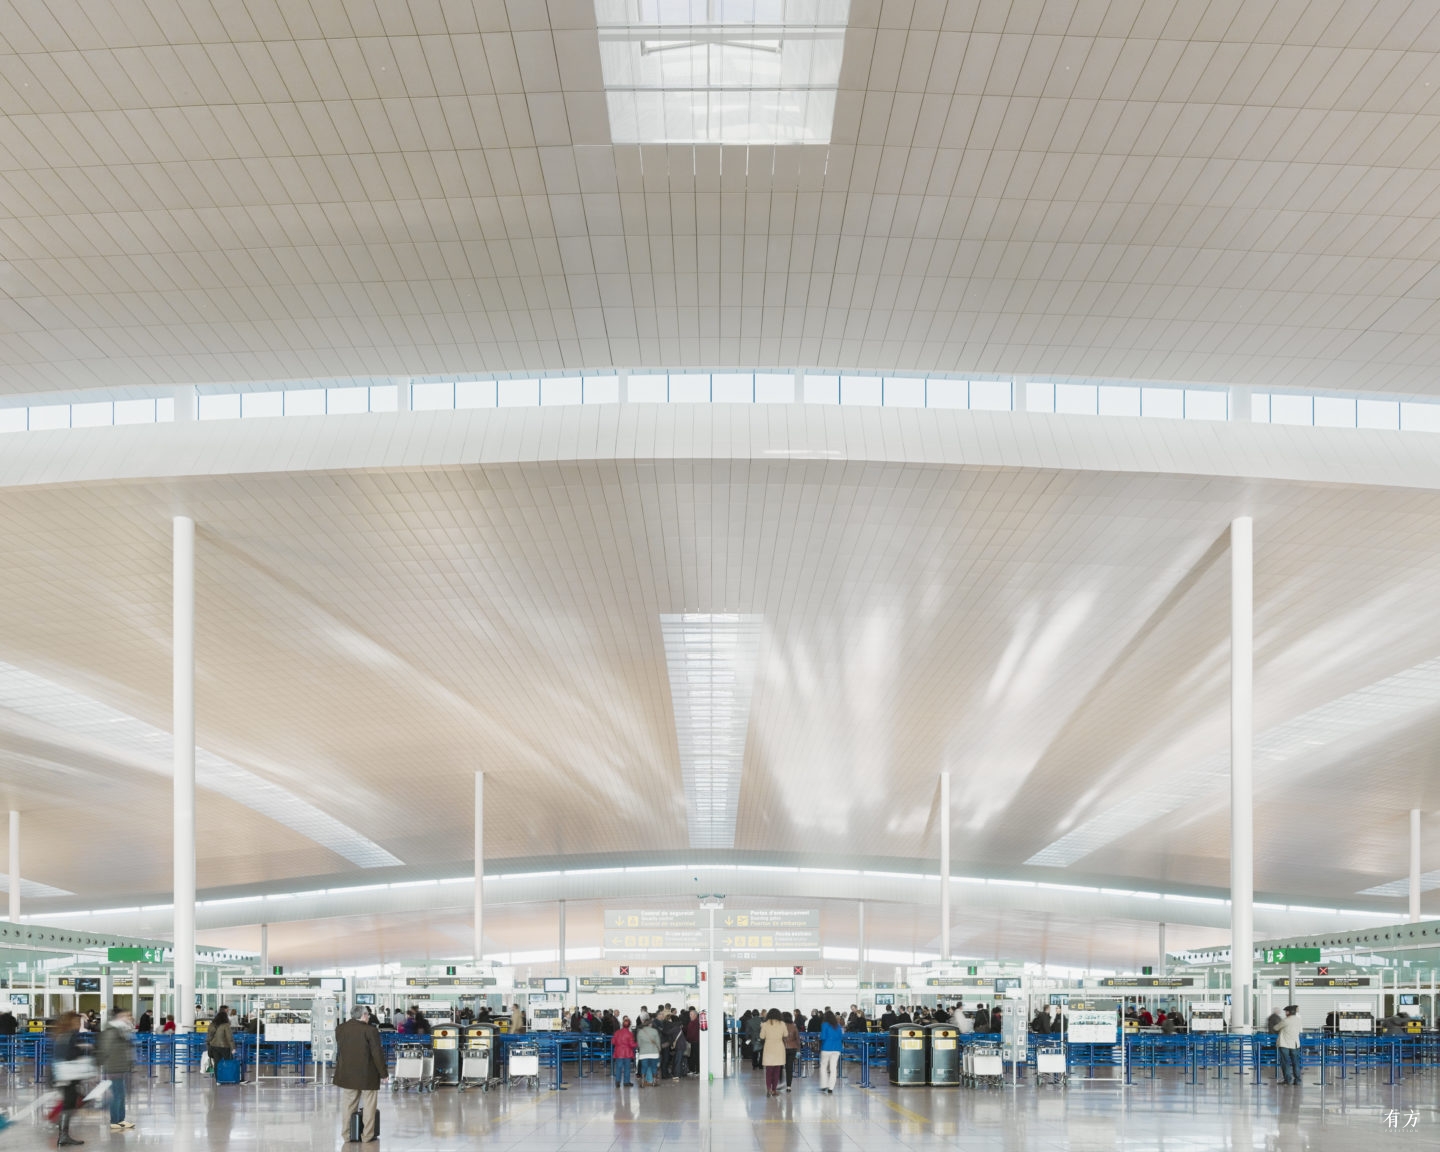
[543,977,570,994]
[873,993,894,1006]
[662,965,698,986]
[354,993,376,1005]
[768,977,794,993]
[9,993,28,1005]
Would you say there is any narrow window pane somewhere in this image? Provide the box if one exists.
[369,384,398,412]
[114,399,157,425]
[840,375,882,406]
[1270,393,1313,426]
[71,401,114,427]
[498,378,540,407]
[0,407,26,433]
[285,389,326,416]
[669,373,710,402]
[1252,393,1271,423]
[327,386,369,414]
[1141,387,1184,419]
[412,381,454,410]
[1357,398,1399,430]
[628,373,668,403]
[925,379,967,408]
[804,374,839,404]
[1400,401,1440,433]
[541,377,582,406]
[198,393,240,420]
[1184,390,1228,421]
[581,376,619,404]
[755,373,794,403]
[969,380,1011,410]
[456,380,498,408]
[712,373,753,402]
[1313,396,1356,428]
[242,391,284,418]
[1055,383,1098,415]
[1098,385,1140,416]
[882,377,924,407]
[1025,381,1055,412]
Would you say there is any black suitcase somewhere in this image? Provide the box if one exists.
[348,1108,378,1143]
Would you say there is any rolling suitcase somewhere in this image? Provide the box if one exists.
[215,1058,242,1084]
[348,1108,378,1142]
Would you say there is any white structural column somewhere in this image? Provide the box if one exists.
[940,772,952,960]
[259,924,269,974]
[173,515,197,1033]
[396,377,412,412]
[474,772,485,962]
[1157,923,1167,976]
[1230,516,1254,1033]
[705,960,724,1080]
[558,900,566,977]
[1411,812,1422,927]
[7,811,18,922]
[857,902,866,987]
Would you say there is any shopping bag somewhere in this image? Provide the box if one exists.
[200,1051,213,1074]
[83,1079,112,1104]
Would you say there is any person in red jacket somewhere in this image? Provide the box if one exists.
[611,1016,636,1087]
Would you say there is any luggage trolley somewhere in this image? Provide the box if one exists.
[506,1039,541,1090]
[459,1025,497,1091]
[964,1043,1005,1088]
[392,1043,434,1093]
[1035,1041,1067,1087]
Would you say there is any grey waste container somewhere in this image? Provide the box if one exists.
[460,1024,494,1089]
[431,1024,461,1085]
[928,1024,959,1085]
[888,1024,929,1085]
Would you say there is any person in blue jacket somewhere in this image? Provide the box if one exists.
[817,1011,844,1094]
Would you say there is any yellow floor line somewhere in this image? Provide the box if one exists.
[862,1087,931,1126]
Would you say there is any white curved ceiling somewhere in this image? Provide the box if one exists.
[4,1,1440,393]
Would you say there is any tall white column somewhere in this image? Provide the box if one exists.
[940,772,952,960]
[474,772,485,963]
[396,377,412,412]
[558,900,566,978]
[259,924,269,974]
[1230,516,1254,1033]
[7,811,18,922]
[705,961,724,1080]
[1411,812,1422,927]
[1157,922,1167,976]
[857,901,866,988]
[173,515,196,1034]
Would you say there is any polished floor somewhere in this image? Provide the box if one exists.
[1,1064,1434,1149]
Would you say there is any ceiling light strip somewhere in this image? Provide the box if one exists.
[661,613,762,850]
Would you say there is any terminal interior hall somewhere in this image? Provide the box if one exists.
[3,0,1440,1148]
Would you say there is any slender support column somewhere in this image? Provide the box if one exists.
[7,811,18,922]
[396,377,412,412]
[1229,386,1253,423]
[617,369,630,404]
[558,900,566,978]
[1230,516,1254,1033]
[1411,812,1422,927]
[260,924,269,974]
[173,515,196,1034]
[172,385,196,422]
[857,901,866,988]
[705,960,724,1080]
[1157,923,1167,976]
[940,772,952,960]
[474,772,485,962]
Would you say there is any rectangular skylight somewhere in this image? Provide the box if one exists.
[595,1,851,144]
[661,613,762,848]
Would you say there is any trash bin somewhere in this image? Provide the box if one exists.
[927,1024,959,1085]
[460,1024,494,1089]
[431,1024,461,1086]
[888,1025,928,1086]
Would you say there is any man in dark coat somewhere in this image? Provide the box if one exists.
[334,1006,387,1142]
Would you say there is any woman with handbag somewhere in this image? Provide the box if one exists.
[782,1012,801,1091]
[52,1011,93,1147]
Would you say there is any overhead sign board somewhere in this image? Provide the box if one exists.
[1100,977,1195,988]
[229,977,325,988]
[405,977,496,987]
[107,947,166,963]
[1264,948,1321,964]
[1274,977,1370,988]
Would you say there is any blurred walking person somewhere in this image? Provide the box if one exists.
[97,1008,136,1130]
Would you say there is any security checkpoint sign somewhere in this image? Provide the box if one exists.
[1263,947,1321,964]
[604,909,820,955]
[107,947,165,963]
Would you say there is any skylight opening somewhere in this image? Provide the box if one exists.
[595,1,851,144]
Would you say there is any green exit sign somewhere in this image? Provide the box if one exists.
[272,966,284,976]
[446,966,457,976]
[1265,948,1321,964]
[107,947,164,963]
